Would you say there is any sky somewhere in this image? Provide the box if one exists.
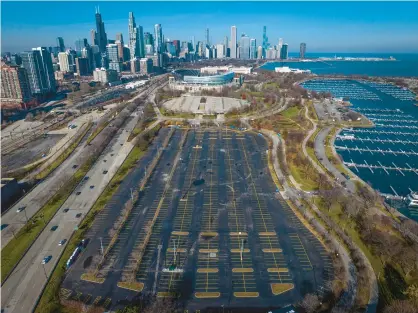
[2,1,418,54]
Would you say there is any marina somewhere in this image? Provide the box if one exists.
[301,78,418,220]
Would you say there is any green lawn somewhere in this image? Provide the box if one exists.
[282,107,300,119]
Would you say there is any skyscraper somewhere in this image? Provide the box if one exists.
[58,52,72,72]
[300,43,306,59]
[21,48,56,95]
[230,26,237,58]
[154,24,163,54]
[250,38,257,59]
[216,44,225,59]
[278,38,283,56]
[75,58,90,76]
[95,7,108,53]
[205,28,210,46]
[90,29,97,46]
[33,47,56,92]
[257,46,263,59]
[128,12,139,60]
[262,26,268,58]
[56,37,65,52]
[107,44,122,73]
[280,43,288,60]
[239,34,250,60]
[144,32,154,46]
[75,39,88,52]
[138,25,145,58]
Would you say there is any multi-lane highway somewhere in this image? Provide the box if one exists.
[0,111,141,313]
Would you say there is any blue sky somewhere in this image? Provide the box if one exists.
[2,1,418,53]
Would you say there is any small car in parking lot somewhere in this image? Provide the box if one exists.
[76,191,81,195]
[72,165,78,169]
[76,213,82,218]
[58,239,67,246]
[42,255,52,264]
[90,185,94,189]
[51,225,58,231]
[103,170,108,174]
[63,208,69,213]
[16,207,25,213]
[84,176,89,181]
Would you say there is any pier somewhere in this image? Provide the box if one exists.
[369,118,418,124]
[343,161,418,175]
[343,129,418,137]
[374,123,418,130]
[354,108,403,113]
[336,136,418,145]
[335,145,418,156]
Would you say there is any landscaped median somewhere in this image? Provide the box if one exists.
[1,158,94,284]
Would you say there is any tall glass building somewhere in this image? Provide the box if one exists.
[230,26,237,58]
[154,24,163,54]
[280,43,288,60]
[95,7,108,53]
[250,38,257,59]
[300,42,306,59]
[239,34,250,60]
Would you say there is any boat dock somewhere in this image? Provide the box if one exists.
[335,145,418,156]
[342,129,418,137]
[336,136,418,145]
[344,161,418,176]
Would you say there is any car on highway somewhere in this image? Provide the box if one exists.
[72,164,78,169]
[103,170,108,174]
[76,191,81,195]
[59,239,67,246]
[16,207,25,213]
[51,225,58,231]
[84,176,89,181]
[63,208,69,213]
[76,213,82,218]
[1,224,9,230]
[90,185,94,189]
[42,256,52,264]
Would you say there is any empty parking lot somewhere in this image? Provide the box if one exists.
[61,128,333,311]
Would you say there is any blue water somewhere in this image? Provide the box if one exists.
[262,53,418,77]
[300,79,418,221]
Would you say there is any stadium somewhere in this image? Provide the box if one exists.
[168,68,242,91]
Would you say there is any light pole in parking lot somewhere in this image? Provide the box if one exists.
[99,237,104,256]
[130,188,134,203]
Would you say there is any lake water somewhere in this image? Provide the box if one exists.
[261,53,418,77]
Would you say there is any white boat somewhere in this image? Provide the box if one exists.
[407,192,418,207]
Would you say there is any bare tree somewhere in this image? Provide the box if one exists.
[300,293,320,313]
[383,300,417,313]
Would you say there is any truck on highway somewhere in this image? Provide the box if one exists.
[65,239,89,269]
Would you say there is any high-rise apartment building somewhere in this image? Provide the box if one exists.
[58,52,71,72]
[230,26,237,58]
[239,34,250,60]
[81,46,94,71]
[280,43,288,60]
[95,7,108,53]
[115,33,124,61]
[106,44,122,73]
[300,42,306,59]
[21,50,47,95]
[140,58,153,75]
[75,38,88,53]
[154,24,163,54]
[250,38,257,59]
[1,62,32,109]
[216,44,225,58]
[33,47,56,92]
[56,37,65,52]
[257,46,263,59]
[75,58,90,76]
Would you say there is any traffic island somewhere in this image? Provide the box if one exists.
[117,281,144,292]
[271,283,294,295]
[80,273,105,284]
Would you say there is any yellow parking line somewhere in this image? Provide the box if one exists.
[195,292,220,298]
[200,231,218,237]
[267,268,289,273]
[230,232,248,236]
[199,249,218,253]
[262,248,283,253]
[259,232,277,236]
[231,248,250,253]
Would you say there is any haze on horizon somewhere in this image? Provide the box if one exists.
[1,1,418,54]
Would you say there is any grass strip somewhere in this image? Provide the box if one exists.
[1,159,93,283]
[86,121,109,144]
[36,123,92,180]
[34,145,146,313]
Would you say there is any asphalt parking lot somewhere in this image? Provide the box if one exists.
[61,128,333,312]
